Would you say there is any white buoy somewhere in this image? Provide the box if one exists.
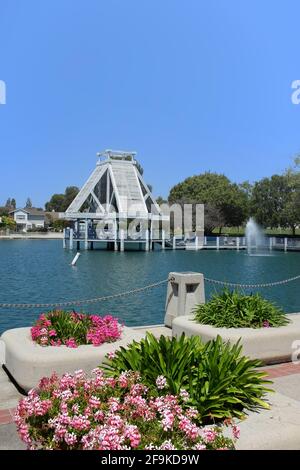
[71,252,81,266]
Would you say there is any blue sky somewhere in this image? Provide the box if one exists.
[0,0,300,207]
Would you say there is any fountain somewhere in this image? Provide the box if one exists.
[245,218,268,255]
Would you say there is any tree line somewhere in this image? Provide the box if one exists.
[1,158,299,235]
[166,157,300,235]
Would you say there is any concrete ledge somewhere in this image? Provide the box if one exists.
[1,327,145,391]
[236,391,300,450]
[172,314,300,363]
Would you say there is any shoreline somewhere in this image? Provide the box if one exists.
[0,233,63,240]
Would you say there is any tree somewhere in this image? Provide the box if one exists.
[156,196,167,205]
[45,194,66,212]
[64,186,80,210]
[250,175,292,228]
[45,186,79,212]
[25,197,32,208]
[11,198,16,209]
[5,198,11,207]
[283,157,300,234]
[168,172,249,231]
[204,203,226,234]
[0,215,16,230]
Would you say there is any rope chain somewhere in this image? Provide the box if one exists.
[0,274,299,309]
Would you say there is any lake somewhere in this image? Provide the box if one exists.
[0,240,299,334]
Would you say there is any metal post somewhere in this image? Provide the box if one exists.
[120,229,124,252]
[162,229,165,250]
[114,220,118,251]
[216,237,220,250]
[63,228,66,249]
[84,220,88,249]
[204,236,207,245]
[284,237,288,252]
[149,220,153,251]
[173,236,176,250]
[236,237,240,251]
[195,236,198,250]
[69,228,74,250]
[145,229,149,251]
[269,237,273,251]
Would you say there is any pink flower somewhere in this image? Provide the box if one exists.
[263,320,270,328]
[65,338,78,348]
[201,428,218,443]
[156,375,167,390]
[179,389,189,402]
[124,425,141,448]
[107,351,116,360]
[48,329,57,337]
[232,424,240,439]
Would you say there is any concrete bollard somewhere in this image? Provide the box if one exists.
[164,272,205,328]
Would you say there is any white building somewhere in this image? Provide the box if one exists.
[61,149,169,251]
[9,208,46,232]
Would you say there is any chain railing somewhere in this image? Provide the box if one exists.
[0,273,299,309]
[204,274,300,289]
[0,278,171,309]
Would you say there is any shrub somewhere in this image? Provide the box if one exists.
[102,333,272,423]
[193,289,289,328]
[15,370,238,450]
[102,333,203,395]
[31,310,122,348]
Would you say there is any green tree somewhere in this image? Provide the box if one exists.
[64,186,80,210]
[156,196,167,205]
[5,198,11,207]
[10,198,16,209]
[25,197,32,208]
[282,157,300,234]
[45,186,79,212]
[168,172,249,232]
[250,175,292,228]
[0,215,16,230]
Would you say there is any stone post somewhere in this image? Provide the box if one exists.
[164,272,205,328]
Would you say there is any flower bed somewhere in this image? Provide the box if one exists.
[31,310,123,348]
[15,369,238,450]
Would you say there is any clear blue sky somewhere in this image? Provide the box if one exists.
[0,0,300,207]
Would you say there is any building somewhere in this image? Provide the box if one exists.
[61,149,169,251]
[9,208,46,232]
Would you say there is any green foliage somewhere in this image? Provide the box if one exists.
[102,333,272,423]
[189,336,271,422]
[25,197,32,208]
[193,289,289,328]
[0,215,16,229]
[168,172,249,232]
[250,175,292,228]
[45,186,79,212]
[102,333,203,395]
[47,310,91,344]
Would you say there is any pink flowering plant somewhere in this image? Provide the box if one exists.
[15,370,238,450]
[31,310,123,348]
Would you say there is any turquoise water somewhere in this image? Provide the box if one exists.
[0,240,299,334]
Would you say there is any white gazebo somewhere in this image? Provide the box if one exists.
[61,150,169,251]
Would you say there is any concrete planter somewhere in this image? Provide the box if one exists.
[1,327,145,391]
[172,313,300,364]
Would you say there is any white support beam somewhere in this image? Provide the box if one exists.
[84,220,88,249]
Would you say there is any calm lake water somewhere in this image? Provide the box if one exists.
[0,240,299,334]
